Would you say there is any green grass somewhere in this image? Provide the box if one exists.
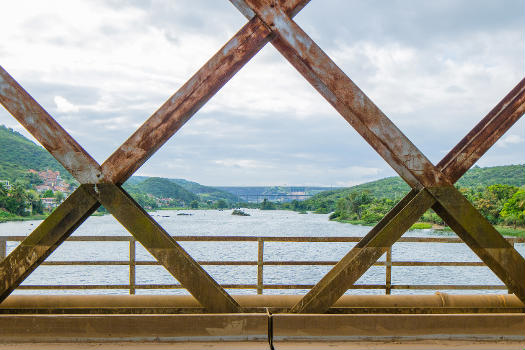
[334,218,375,226]
[433,225,524,238]
[409,222,433,230]
[493,225,525,238]
[0,213,48,223]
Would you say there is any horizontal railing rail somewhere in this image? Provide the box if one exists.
[0,235,523,295]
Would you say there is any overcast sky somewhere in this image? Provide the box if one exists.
[1,1,523,186]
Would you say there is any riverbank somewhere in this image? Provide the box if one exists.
[0,212,48,223]
[333,218,525,238]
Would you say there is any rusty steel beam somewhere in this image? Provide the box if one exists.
[0,67,101,184]
[100,0,309,185]
[290,189,434,313]
[1,0,523,315]
[0,186,99,301]
[85,184,241,313]
[0,0,310,307]
[438,78,525,183]
[429,187,525,301]
[0,0,310,308]
[229,1,525,312]
[237,0,448,190]
[289,79,525,312]
[0,73,239,311]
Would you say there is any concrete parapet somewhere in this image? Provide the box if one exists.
[0,313,523,342]
[0,314,268,342]
[273,314,525,341]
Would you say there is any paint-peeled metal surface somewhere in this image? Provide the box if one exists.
[0,186,99,301]
[429,186,525,301]
[0,67,102,184]
[241,0,448,190]
[0,0,523,318]
[85,184,242,313]
[438,78,525,183]
[101,0,309,185]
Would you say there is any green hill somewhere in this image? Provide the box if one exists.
[124,177,197,203]
[456,164,525,188]
[0,125,73,182]
[302,164,525,211]
[126,176,239,203]
[169,179,239,203]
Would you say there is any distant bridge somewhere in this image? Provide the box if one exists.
[236,193,313,203]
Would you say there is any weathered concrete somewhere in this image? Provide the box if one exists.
[0,313,522,342]
[0,314,268,342]
[273,314,525,341]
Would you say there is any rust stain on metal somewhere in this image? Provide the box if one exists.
[0,186,99,301]
[101,0,308,185]
[0,0,310,306]
[438,78,525,183]
[84,184,242,313]
[0,67,102,184]
[241,0,449,190]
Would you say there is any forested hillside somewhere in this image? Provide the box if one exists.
[298,164,525,229]
[301,164,525,209]
[122,177,198,208]
[0,125,73,182]
[125,176,239,205]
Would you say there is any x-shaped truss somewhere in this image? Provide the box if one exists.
[0,0,524,313]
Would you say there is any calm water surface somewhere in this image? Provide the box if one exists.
[1,209,523,295]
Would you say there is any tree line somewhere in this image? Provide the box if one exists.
[317,184,524,228]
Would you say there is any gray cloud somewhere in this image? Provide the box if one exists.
[0,1,523,186]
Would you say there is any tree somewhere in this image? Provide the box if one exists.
[215,199,228,209]
[474,184,519,224]
[500,189,525,228]
[260,198,276,210]
[42,189,54,198]
[54,191,65,205]
[5,184,29,216]
[190,200,199,209]
[0,183,8,210]
[26,189,43,215]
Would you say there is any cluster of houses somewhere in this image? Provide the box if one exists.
[28,169,72,211]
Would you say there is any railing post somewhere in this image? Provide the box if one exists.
[129,238,136,295]
[257,238,264,294]
[0,239,6,261]
[385,247,392,295]
[509,240,514,294]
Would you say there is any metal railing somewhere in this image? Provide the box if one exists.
[0,235,523,294]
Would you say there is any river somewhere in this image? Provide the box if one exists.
[0,209,523,295]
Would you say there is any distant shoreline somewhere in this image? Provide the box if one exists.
[2,210,523,238]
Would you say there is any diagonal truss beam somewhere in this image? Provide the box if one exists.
[0,69,101,183]
[0,0,309,311]
[234,0,525,311]
[85,184,241,313]
[101,0,310,184]
[288,78,525,313]
[0,185,99,301]
[0,68,241,312]
[234,0,448,190]
[0,0,523,314]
